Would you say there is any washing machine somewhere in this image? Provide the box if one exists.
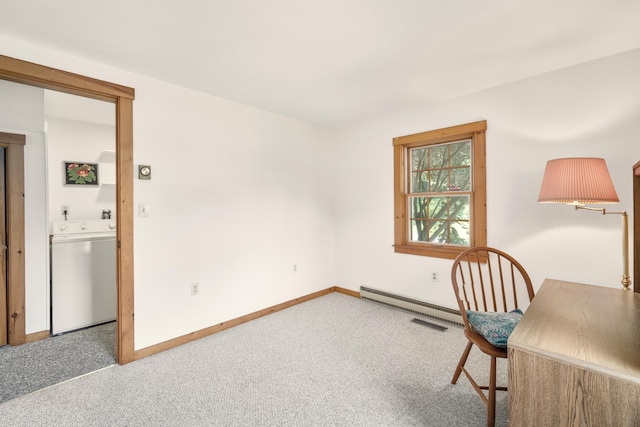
[51,219,117,335]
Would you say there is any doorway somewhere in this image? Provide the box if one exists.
[46,90,117,337]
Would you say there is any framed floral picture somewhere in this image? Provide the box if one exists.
[64,162,99,185]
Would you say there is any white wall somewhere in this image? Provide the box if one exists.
[132,77,336,347]
[0,80,49,333]
[333,48,640,310]
[0,35,336,349]
[46,115,116,226]
[24,133,48,333]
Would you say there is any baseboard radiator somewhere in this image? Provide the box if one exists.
[360,286,463,327]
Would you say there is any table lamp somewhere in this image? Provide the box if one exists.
[538,157,631,290]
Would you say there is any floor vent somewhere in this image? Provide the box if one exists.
[411,318,448,331]
[360,286,463,328]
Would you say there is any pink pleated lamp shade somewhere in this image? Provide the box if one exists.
[538,158,619,205]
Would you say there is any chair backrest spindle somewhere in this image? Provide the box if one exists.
[478,251,486,310]
[486,251,498,312]
[497,255,507,312]
[465,259,479,310]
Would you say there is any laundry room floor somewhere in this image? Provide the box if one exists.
[0,321,116,403]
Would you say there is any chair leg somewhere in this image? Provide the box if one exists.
[487,355,497,427]
[451,341,473,384]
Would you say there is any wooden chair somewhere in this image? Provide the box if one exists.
[450,247,535,427]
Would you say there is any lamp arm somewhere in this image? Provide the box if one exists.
[574,205,631,290]
[574,205,624,215]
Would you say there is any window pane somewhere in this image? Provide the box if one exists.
[430,169,449,192]
[411,147,428,172]
[450,167,470,191]
[449,196,470,220]
[428,220,448,243]
[450,221,470,246]
[410,140,472,195]
[426,197,445,219]
[411,171,429,193]
[410,219,428,241]
[408,195,470,246]
[410,197,429,219]
[450,140,471,166]
[429,145,448,169]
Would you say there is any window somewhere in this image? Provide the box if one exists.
[393,121,486,260]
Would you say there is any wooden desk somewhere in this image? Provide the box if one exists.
[508,278,640,426]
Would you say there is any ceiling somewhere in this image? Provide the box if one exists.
[2,0,640,128]
[44,90,115,126]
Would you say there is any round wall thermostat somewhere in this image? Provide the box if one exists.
[138,165,151,180]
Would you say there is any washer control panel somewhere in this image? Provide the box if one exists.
[53,220,117,236]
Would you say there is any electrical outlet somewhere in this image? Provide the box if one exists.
[431,271,439,283]
[293,264,297,272]
[191,283,199,296]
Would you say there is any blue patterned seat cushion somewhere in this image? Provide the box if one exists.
[466,309,524,348]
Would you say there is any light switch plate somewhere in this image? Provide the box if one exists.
[138,202,149,217]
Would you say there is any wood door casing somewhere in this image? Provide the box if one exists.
[634,160,640,293]
[0,132,25,346]
[0,55,135,363]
